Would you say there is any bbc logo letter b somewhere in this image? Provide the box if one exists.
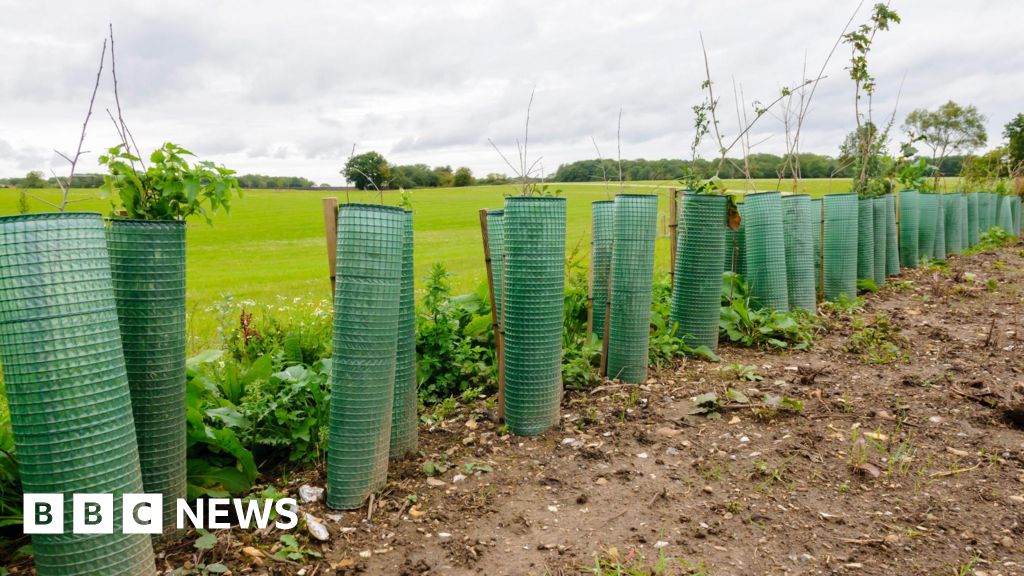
[73,494,114,534]
[24,494,64,534]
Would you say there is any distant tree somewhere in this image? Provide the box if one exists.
[453,167,474,187]
[1003,113,1024,168]
[342,151,391,190]
[432,165,454,187]
[903,101,987,180]
[18,171,46,189]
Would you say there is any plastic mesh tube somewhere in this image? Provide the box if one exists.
[998,195,1014,233]
[502,196,565,436]
[918,193,938,261]
[390,210,417,459]
[724,203,747,277]
[857,198,874,281]
[943,194,962,255]
[885,194,899,277]
[812,199,823,293]
[485,210,505,325]
[872,197,886,285]
[327,204,404,509]
[742,192,789,311]
[671,193,728,349]
[898,190,920,268]
[934,194,946,258]
[823,193,858,301]
[0,213,156,575]
[782,195,816,313]
[106,219,186,527]
[607,194,657,382]
[590,201,614,335]
[967,192,979,247]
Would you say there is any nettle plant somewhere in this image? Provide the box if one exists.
[100,142,243,222]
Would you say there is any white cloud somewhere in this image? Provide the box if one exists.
[1,0,1022,184]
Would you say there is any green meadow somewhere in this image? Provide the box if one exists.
[2,177,966,347]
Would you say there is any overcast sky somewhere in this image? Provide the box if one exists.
[2,0,1022,185]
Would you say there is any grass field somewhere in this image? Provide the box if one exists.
[1,177,963,348]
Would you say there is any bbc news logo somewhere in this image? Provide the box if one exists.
[24,494,299,534]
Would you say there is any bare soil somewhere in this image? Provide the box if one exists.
[19,242,1024,576]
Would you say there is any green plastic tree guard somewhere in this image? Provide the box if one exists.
[106,219,186,527]
[823,193,858,301]
[327,204,404,509]
[872,197,886,286]
[918,193,938,261]
[485,209,505,325]
[998,195,1014,233]
[934,194,946,258]
[724,203,747,277]
[1013,196,1022,236]
[390,210,417,459]
[967,192,979,247]
[502,196,565,436]
[857,198,874,281]
[958,194,968,251]
[884,194,899,277]
[898,190,920,268]
[590,201,614,335]
[742,192,789,311]
[607,194,657,382]
[782,195,816,313]
[985,192,998,232]
[672,193,728,349]
[943,195,962,255]
[0,213,156,576]
[812,198,823,292]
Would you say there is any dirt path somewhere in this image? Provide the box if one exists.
[163,241,1024,576]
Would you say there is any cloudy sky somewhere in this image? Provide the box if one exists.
[1,0,1022,185]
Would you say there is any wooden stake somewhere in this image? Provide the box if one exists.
[478,210,505,420]
[668,187,678,289]
[323,198,338,295]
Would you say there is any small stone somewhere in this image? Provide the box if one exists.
[547,505,559,513]
[304,513,330,541]
[452,474,467,483]
[665,447,679,457]
[409,505,426,519]
[1002,536,1014,549]
[798,553,814,562]
[298,484,324,503]
[242,546,264,559]
[562,438,576,446]
[359,550,372,558]
[728,416,741,424]
[654,541,669,549]
[438,532,452,540]
[739,436,750,443]
[1009,495,1024,504]
[884,533,900,544]
[462,435,476,446]
[326,513,343,522]
[465,419,478,430]
[928,416,944,424]
[702,485,714,494]
[637,452,649,459]
[595,477,608,485]
[427,477,447,487]
[655,427,681,438]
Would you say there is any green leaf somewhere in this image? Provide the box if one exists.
[205,564,228,574]
[194,529,217,550]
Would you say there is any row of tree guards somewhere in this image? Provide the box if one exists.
[0,188,1019,572]
[478,189,1022,438]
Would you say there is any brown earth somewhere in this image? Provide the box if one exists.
[16,241,1024,576]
